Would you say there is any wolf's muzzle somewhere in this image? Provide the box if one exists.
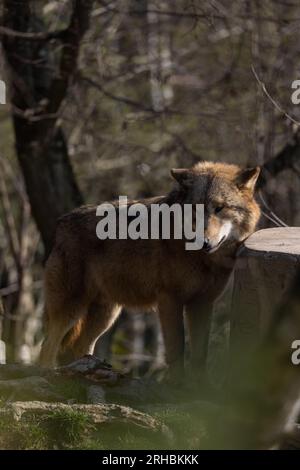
[203,235,226,253]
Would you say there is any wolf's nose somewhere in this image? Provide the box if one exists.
[203,238,211,251]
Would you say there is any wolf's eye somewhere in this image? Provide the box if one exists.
[215,206,224,214]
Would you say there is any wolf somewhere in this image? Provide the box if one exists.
[39,161,261,378]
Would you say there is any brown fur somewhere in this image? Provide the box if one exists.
[40,162,261,377]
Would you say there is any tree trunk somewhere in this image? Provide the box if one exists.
[230,227,300,361]
[13,121,82,255]
[228,229,300,448]
[1,0,94,254]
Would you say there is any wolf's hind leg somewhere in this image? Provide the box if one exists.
[39,304,84,368]
[61,301,122,361]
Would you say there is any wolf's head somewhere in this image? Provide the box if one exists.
[171,161,261,253]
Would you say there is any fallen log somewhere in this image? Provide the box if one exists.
[0,355,181,405]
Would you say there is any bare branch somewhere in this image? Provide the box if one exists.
[0,25,66,40]
[0,158,21,271]
[252,65,300,127]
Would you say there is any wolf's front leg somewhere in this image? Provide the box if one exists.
[158,294,184,382]
[185,299,213,381]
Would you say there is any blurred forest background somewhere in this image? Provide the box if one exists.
[0,0,300,375]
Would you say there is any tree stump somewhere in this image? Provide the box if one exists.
[230,227,300,360]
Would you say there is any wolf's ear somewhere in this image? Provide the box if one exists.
[170,168,193,187]
[236,166,260,192]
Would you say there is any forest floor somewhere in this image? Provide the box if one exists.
[0,355,224,450]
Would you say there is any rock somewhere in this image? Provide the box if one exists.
[0,376,63,401]
[87,385,106,404]
[4,400,167,434]
[0,364,50,380]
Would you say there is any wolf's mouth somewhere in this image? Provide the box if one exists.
[204,235,226,253]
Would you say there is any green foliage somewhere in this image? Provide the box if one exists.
[53,379,87,403]
[0,413,46,450]
[0,409,94,450]
[0,397,222,450]
[41,409,94,448]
